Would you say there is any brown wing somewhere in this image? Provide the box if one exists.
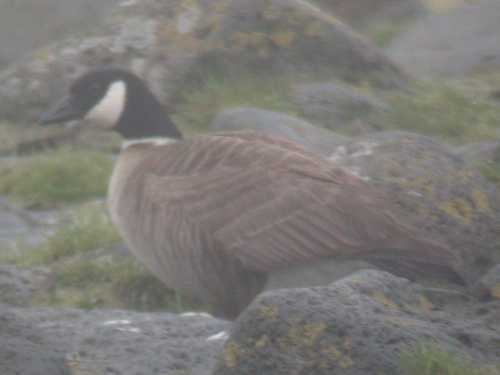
[142,132,461,280]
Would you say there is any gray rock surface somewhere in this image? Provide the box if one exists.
[472,263,500,301]
[0,305,230,375]
[213,270,499,375]
[200,0,407,87]
[386,0,500,77]
[290,82,390,130]
[329,131,500,283]
[0,0,407,125]
[310,0,427,27]
[0,323,71,375]
[0,264,51,307]
[210,107,349,156]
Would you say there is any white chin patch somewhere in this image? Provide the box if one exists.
[85,80,126,128]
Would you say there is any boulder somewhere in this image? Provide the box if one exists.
[386,0,500,77]
[199,0,407,87]
[1,267,497,374]
[210,107,349,156]
[0,0,407,125]
[0,264,51,307]
[0,304,230,375]
[310,0,427,28]
[0,329,71,375]
[213,270,499,375]
[290,82,390,130]
[329,131,500,283]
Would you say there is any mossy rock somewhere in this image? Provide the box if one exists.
[330,131,500,283]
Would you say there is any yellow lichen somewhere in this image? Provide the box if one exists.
[325,346,341,360]
[343,339,352,349]
[437,198,472,223]
[472,189,489,212]
[231,31,268,55]
[418,296,434,310]
[262,4,282,21]
[258,304,279,319]
[222,340,243,368]
[339,356,354,368]
[372,291,399,310]
[255,334,268,349]
[277,322,326,352]
[33,48,53,62]
[269,28,295,47]
[180,0,199,9]
[323,343,354,368]
[304,19,328,37]
[491,283,500,298]
[385,316,411,326]
[210,0,231,13]
[455,168,475,185]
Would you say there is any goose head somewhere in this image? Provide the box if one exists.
[39,67,182,140]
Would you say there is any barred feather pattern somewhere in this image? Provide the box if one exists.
[108,131,462,319]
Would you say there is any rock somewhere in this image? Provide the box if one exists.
[213,270,499,375]
[290,82,390,130]
[309,0,427,28]
[263,258,377,291]
[0,264,51,307]
[0,0,211,124]
[472,263,500,301]
[0,305,230,375]
[329,131,500,283]
[210,107,349,156]
[201,0,407,88]
[0,195,71,249]
[0,323,71,375]
[0,0,407,125]
[386,0,500,77]
[452,141,500,164]
[0,196,48,248]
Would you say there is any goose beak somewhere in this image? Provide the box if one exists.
[39,94,85,125]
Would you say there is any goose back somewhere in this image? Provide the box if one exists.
[109,131,461,318]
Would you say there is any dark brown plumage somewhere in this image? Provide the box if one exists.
[39,68,463,319]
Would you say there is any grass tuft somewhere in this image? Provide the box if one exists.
[1,204,206,313]
[29,205,121,265]
[373,77,500,145]
[173,71,299,133]
[399,341,499,375]
[365,20,415,46]
[0,148,115,208]
[476,161,500,188]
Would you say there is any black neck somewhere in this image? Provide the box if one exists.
[113,75,183,140]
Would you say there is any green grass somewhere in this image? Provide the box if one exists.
[0,204,120,265]
[373,76,500,145]
[399,341,499,375]
[46,256,201,312]
[173,71,300,133]
[476,161,500,188]
[0,204,206,313]
[0,148,115,208]
[365,20,415,47]
[32,205,120,265]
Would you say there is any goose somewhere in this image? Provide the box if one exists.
[39,68,463,319]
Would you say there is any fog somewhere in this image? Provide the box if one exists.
[0,0,119,68]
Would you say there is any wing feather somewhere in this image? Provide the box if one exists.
[136,132,460,280]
